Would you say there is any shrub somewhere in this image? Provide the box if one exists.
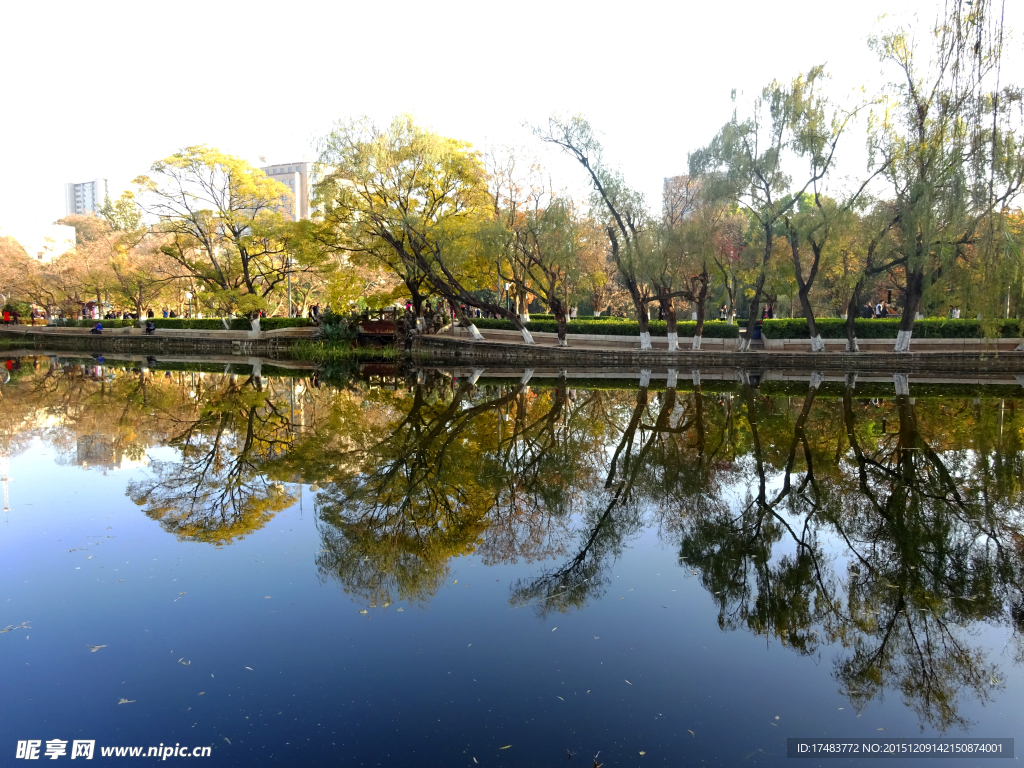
[467,318,740,338]
[259,317,312,330]
[760,317,1024,339]
[65,319,138,328]
[150,318,234,330]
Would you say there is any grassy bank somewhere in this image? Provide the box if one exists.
[282,340,400,364]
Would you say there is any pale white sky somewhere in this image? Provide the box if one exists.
[2,0,1020,228]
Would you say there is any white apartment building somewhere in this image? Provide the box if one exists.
[65,178,109,216]
[260,162,313,220]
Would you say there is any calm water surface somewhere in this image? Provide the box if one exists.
[2,356,1023,766]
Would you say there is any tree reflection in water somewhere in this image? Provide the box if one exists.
[2,357,1023,729]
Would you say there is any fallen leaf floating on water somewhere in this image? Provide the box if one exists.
[396,608,404,612]
[552,627,557,632]
[178,659,190,666]
[877,728,885,731]
[557,696,565,701]
[198,692,205,696]
[245,667,253,671]
[775,716,780,720]
[358,610,368,615]
[473,760,478,764]
[688,730,695,737]
[223,738,231,745]
[625,680,633,685]
[118,699,135,705]
[87,645,107,653]
[639,751,646,756]
[500,745,512,750]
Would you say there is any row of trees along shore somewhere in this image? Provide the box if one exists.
[1,0,1021,352]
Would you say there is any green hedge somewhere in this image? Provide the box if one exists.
[149,318,241,330]
[522,313,621,321]
[60,317,314,331]
[64,319,138,328]
[468,318,740,338]
[259,317,312,330]
[761,318,1024,340]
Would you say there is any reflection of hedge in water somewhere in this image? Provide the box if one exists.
[469,376,741,393]
[759,380,1024,398]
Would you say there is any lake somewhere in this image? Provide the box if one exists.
[2,355,1022,766]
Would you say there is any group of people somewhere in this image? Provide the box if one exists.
[860,300,899,318]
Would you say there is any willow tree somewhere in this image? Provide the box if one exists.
[507,197,594,346]
[869,1,1024,352]
[134,146,317,316]
[535,115,659,348]
[691,68,847,351]
[315,116,534,343]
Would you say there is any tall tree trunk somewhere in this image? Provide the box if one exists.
[844,276,864,352]
[895,266,924,353]
[788,223,825,352]
[659,288,678,351]
[694,292,706,351]
[627,280,651,349]
[741,225,772,352]
[552,301,568,347]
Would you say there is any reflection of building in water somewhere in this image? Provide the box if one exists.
[73,435,148,471]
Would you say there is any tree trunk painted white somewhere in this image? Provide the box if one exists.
[1015,342,1024,351]
[557,336,568,347]
[639,331,652,350]
[250,318,261,333]
[845,337,860,353]
[468,368,485,385]
[894,330,912,353]
[416,317,425,332]
[809,334,825,352]
[666,332,679,351]
[809,371,824,390]
[845,372,858,390]
[738,337,750,352]
[416,370,425,386]
[593,310,602,317]
[666,368,678,389]
[221,318,230,330]
[639,369,652,388]
[691,334,702,351]
[519,368,534,386]
[466,323,485,341]
[520,327,535,344]
[692,370,701,387]
[248,358,262,379]
[893,372,910,396]
[519,313,530,323]
[1015,375,1024,387]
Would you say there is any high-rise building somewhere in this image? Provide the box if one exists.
[260,162,313,220]
[65,178,109,216]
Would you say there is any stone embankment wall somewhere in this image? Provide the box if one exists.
[413,335,1024,374]
[0,326,312,356]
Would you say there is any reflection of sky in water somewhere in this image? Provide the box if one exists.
[2,370,1023,767]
